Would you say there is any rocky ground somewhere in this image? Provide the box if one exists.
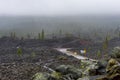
[0,36,119,80]
[0,37,82,80]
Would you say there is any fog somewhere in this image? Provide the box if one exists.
[0,0,120,38]
[0,16,119,38]
[0,0,120,16]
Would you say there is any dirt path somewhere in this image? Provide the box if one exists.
[55,48,97,62]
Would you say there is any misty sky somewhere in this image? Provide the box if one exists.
[0,0,120,16]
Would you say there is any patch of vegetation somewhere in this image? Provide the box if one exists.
[17,47,22,57]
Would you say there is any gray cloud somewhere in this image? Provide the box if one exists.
[0,0,120,15]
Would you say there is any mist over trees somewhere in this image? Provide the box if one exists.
[0,16,120,40]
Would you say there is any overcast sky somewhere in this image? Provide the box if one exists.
[0,0,120,16]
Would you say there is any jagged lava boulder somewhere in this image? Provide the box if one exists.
[96,58,120,80]
[110,46,120,58]
[55,65,82,79]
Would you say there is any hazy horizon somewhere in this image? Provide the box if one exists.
[0,16,119,38]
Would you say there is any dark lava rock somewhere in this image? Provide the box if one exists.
[96,58,120,80]
[55,65,82,79]
[110,47,120,58]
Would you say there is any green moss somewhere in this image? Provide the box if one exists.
[51,72,62,79]
[32,73,48,80]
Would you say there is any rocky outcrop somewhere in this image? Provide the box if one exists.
[106,58,119,73]
[97,46,120,80]
[32,65,82,80]
[55,65,82,80]
[31,56,108,80]
[110,46,120,58]
[81,59,107,76]
[31,60,108,80]
[96,59,120,80]
[106,59,120,80]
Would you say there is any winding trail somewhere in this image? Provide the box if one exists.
[55,48,97,62]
